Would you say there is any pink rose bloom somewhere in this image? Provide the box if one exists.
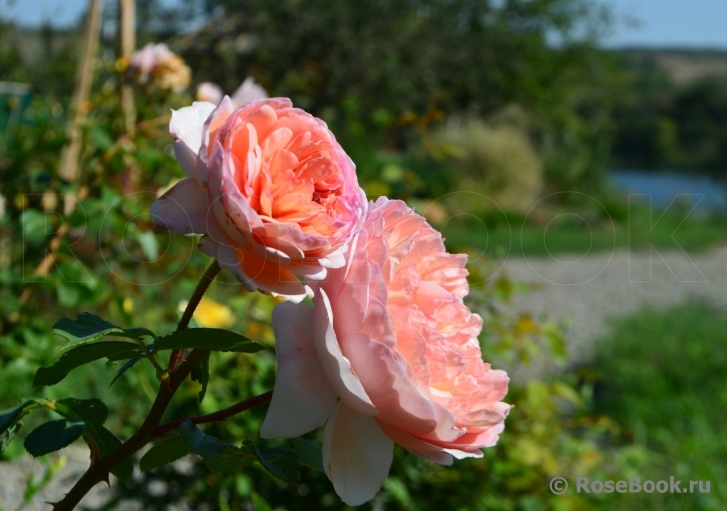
[129,42,190,91]
[151,98,366,302]
[130,43,171,77]
[261,198,512,504]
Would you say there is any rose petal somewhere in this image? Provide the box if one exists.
[261,303,338,438]
[313,289,378,416]
[150,178,209,235]
[322,402,394,507]
[170,102,216,155]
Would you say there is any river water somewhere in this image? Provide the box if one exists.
[610,169,727,211]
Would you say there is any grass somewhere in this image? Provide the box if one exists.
[440,205,727,257]
[587,302,727,511]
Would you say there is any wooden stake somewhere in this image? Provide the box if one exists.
[58,0,105,182]
[119,0,136,136]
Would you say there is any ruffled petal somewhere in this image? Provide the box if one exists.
[340,334,438,434]
[314,289,378,416]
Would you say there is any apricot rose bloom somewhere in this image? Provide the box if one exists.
[261,198,512,505]
[151,98,366,302]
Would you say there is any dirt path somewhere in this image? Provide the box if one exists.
[500,246,727,377]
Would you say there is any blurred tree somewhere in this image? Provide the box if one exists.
[610,50,727,174]
[171,0,617,191]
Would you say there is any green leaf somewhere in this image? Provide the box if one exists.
[154,329,266,353]
[140,437,190,472]
[0,400,44,453]
[203,442,256,474]
[135,230,159,262]
[20,209,48,246]
[52,313,154,354]
[34,341,142,386]
[252,443,300,486]
[55,398,108,425]
[83,422,133,482]
[109,357,140,387]
[178,421,227,458]
[250,491,273,511]
[252,438,324,486]
[55,279,80,308]
[190,351,210,403]
[282,438,325,473]
[24,420,85,457]
[90,126,114,150]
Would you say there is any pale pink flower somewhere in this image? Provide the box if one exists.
[129,43,190,91]
[230,76,268,106]
[151,98,366,302]
[196,82,224,105]
[261,198,512,504]
[196,77,268,108]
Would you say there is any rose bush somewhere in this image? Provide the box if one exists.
[151,97,366,302]
[261,197,512,505]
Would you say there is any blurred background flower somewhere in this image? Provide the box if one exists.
[196,76,268,107]
[129,42,190,91]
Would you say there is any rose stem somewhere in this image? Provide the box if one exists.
[53,260,221,511]
[151,390,273,438]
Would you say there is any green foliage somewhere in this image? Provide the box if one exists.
[202,443,257,475]
[441,202,727,257]
[154,328,266,353]
[610,50,727,172]
[51,313,154,353]
[23,419,85,457]
[179,421,228,458]
[109,357,142,387]
[589,302,727,510]
[55,397,109,425]
[176,421,323,486]
[434,119,543,213]
[191,351,211,402]
[34,341,142,387]
[176,0,617,193]
[0,400,43,454]
[140,437,190,473]
[83,421,134,482]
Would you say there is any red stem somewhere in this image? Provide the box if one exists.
[151,391,273,438]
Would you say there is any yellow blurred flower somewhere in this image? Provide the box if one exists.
[189,297,235,329]
[122,298,134,314]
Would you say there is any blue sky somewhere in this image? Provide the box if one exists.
[3,0,727,49]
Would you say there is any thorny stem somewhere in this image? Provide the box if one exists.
[151,391,273,438]
[168,259,221,373]
[53,260,222,511]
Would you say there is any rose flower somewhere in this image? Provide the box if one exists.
[151,98,366,302]
[261,198,512,504]
[129,42,191,91]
